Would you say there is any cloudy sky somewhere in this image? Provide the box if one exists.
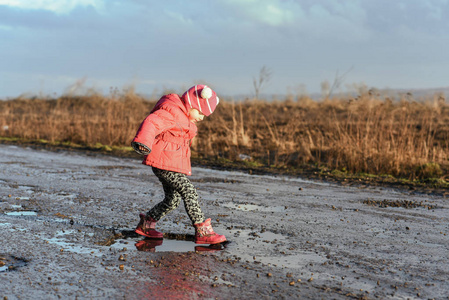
[1,0,449,99]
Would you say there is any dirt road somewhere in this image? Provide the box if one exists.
[1,145,448,299]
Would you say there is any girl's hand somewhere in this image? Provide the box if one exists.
[131,142,151,155]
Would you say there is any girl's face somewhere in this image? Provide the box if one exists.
[188,108,205,123]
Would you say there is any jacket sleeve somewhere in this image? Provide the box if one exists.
[132,109,176,151]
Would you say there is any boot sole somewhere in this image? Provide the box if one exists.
[135,229,163,239]
[194,237,227,245]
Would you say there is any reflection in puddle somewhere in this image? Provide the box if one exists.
[113,238,227,253]
[134,239,163,252]
[222,202,286,212]
[137,239,195,253]
[115,229,227,253]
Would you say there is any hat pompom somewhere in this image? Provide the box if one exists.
[201,87,213,99]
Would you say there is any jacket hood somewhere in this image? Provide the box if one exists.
[151,94,188,115]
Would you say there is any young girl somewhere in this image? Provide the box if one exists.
[131,84,226,245]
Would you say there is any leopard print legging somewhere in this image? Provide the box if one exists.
[147,167,205,224]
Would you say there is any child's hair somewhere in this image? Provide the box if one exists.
[182,85,219,116]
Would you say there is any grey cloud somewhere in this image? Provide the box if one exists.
[1,0,449,98]
[363,0,449,35]
[0,5,111,32]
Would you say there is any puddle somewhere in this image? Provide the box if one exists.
[5,211,38,216]
[7,185,34,200]
[111,238,189,252]
[406,239,442,248]
[18,185,35,192]
[224,228,326,269]
[56,192,77,200]
[13,197,30,200]
[237,251,326,269]
[222,202,286,213]
[44,230,102,256]
[114,227,287,254]
[227,229,287,243]
[9,185,35,196]
[116,226,328,268]
[112,238,227,253]
[111,229,227,253]
[313,272,377,294]
[135,239,193,252]
[0,255,28,272]
[4,203,39,217]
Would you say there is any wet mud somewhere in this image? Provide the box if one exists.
[1,145,448,299]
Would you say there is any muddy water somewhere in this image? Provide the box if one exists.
[1,145,448,299]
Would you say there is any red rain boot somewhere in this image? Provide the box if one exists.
[135,213,163,239]
[193,218,226,244]
[135,239,163,252]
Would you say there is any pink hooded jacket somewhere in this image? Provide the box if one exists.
[132,94,197,175]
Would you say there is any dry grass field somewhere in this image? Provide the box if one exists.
[1,90,448,182]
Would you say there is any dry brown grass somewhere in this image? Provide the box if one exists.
[1,91,448,180]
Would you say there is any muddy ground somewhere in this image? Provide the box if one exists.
[0,144,448,299]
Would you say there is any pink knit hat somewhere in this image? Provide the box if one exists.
[181,85,219,116]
